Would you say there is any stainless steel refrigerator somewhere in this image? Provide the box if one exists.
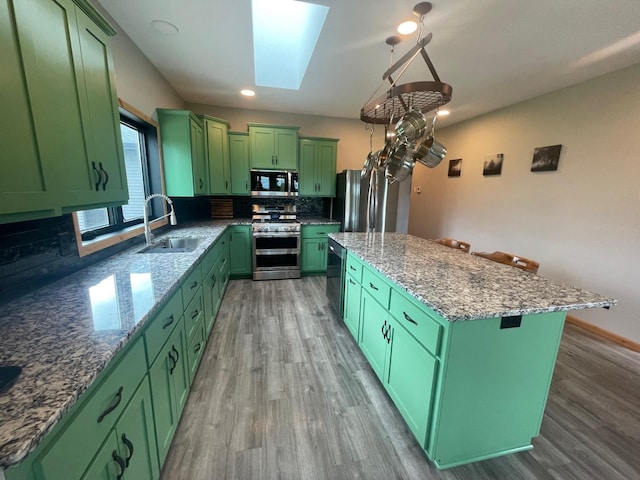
[332,169,411,233]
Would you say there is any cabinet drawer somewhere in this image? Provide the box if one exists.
[345,253,364,283]
[362,265,391,309]
[301,224,340,239]
[390,288,443,356]
[184,289,204,343]
[144,290,183,366]
[37,339,146,480]
[181,264,202,307]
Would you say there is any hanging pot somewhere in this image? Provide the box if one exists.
[377,140,396,170]
[361,151,376,179]
[414,137,447,168]
[385,143,415,183]
[395,110,429,143]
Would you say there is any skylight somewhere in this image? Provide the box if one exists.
[251,0,329,90]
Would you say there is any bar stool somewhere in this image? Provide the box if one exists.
[470,251,540,274]
[433,237,471,252]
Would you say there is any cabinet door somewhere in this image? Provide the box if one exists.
[229,226,252,276]
[73,7,128,208]
[316,141,337,196]
[191,120,207,195]
[148,324,187,464]
[386,320,437,446]
[359,291,390,382]
[206,120,230,195]
[343,275,362,341]
[115,377,160,480]
[274,129,298,169]
[229,133,250,195]
[0,0,64,221]
[79,431,122,480]
[301,238,324,273]
[202,264,222,335]
[250,127,276,168]
[298,140,317,195]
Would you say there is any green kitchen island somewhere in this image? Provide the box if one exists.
[330,232,615,469]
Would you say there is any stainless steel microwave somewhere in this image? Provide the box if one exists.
[250,170,298,197]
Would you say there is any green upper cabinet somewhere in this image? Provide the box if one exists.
[299,137,338,196]
[157,109,207,197]
[0,0,128,225]
[228,132,250,195]
[248,124,299,170]
[201,115,230,195]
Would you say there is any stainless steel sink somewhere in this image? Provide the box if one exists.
[138,237,202,253]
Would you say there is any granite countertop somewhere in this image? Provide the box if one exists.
[297,217,340,225]
[0,220,247,469]
[330,232,616,322]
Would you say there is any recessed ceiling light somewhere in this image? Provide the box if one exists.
[241,89,256,97]
[397,20,418,35]
[437,109,450,116]
[150,19,179,35]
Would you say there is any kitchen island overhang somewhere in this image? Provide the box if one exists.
[330,231,615,469]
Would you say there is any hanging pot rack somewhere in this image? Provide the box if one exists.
[360,3,452,125]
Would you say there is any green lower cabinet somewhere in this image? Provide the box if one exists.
[301,225,340,274]
[203,263,222,334]
[386,320,437,445]
[80,431,121,480]
[186,319,206,384]
[301,238,327,274]
[428,313,566,468]
[148,323,189,465]
[343,274,362,341]
[229,225,252,277]
[359,291,390,382]
[81,377,159,480]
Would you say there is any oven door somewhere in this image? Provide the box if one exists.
[252,232,301,280]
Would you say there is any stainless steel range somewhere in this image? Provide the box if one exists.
[251,204,301,280]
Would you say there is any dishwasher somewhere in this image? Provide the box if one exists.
[326,237,345,318]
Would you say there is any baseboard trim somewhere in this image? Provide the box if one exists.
[566,315,640,353]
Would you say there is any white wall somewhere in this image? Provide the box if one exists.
[409,63,640,342]
[93,3,185,118]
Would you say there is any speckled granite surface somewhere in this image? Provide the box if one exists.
[330,232,615,322]
[298,217,340,225]
[0,220,248,469]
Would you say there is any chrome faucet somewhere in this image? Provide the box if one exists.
[143,193,177,246]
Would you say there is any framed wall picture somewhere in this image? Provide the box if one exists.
[531,144,562,172]
[448,158,462,177]
[483,153,503,176]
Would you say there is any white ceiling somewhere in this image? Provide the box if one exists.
[96,0,640,127]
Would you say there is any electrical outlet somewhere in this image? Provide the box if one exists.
[413,186,421,194]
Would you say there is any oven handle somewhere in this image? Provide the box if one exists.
[253,233,301,238]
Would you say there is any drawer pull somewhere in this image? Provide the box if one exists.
[194,342,202,354]
[403,311,418,326]
[112,451,126,480]
[190,281,198,289]
[172,345,180,364]
[349,278,355,285]
[211,273,217,286]
[168,350,177,375]
[97,386,123,423]
[369,282,378,291]
[191,309,199,320]
[162,314,175,330]
[349,265,356,271]
[121,433,134,467]
[92,161,102,191]
[317,232,325,235]
[99,162,109,190]
[381,320,386,336]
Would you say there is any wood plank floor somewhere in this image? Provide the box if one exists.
[160,277,640,479]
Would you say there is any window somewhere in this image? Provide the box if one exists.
[73,101,166,256]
